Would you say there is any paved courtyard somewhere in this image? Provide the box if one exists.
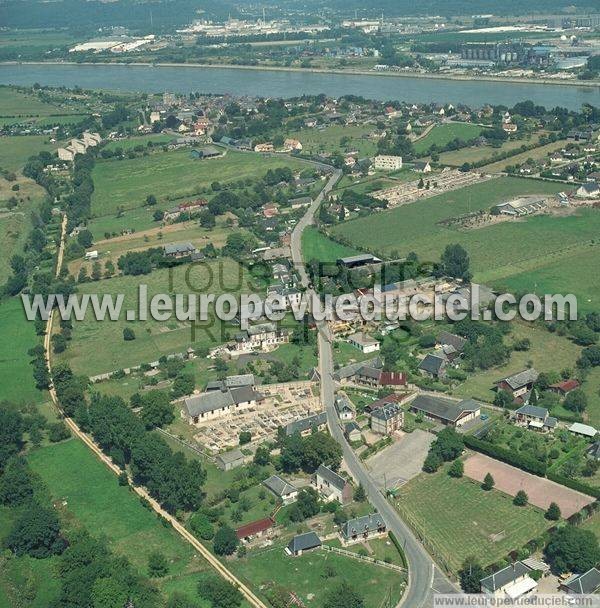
[366,429,435,491]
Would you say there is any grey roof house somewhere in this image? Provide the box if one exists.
[561,568,600,595]
[341,513,386,544]
[410,395,480,427]
[285,411,327,436]
[286,532,322,556]
[263,475,298,504]
[215,448,245,471]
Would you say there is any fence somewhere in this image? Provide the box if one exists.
[321,544,407,573]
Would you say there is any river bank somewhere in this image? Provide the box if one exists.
[3,59,600,89]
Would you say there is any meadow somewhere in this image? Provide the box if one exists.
[413,122,486,155]
[0,297,46,404]
[0,212,30,284]
[90,148,308,216]
[55,257,263,376]
[395,465,551,573]
[301,225,361,264]
[0,135,57,172]
[330,177,590,281]
[285,124,377,157]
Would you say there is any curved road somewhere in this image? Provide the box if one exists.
[291,171,458,607]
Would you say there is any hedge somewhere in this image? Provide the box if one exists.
[463,435,547,477]
[546,472,600,499]
[388,531,408,569]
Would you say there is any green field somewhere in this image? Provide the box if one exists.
[285,124,377,157]
[301,225,361,264]
[0,85,70,117]
[55,257,262,376]
[231,545,405,608]
[413,122,486,155]
[0,212,31,284]
[395,466,550,573]
[103,134,173,152]
[91,148,308,216]
[28,440,208,591]
[0,135,57,172]
[452,322,581,403]
[0,297,46,404]
[330,177,588,282]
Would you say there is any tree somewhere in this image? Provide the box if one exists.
[0,457,34,505]
[564,389,588,413]
[213,525,238,556]
[197,573,242,608]
[514,490,528,506]
[439,243,472,281]
[422,450,443,473]
[140,390,174,430]
[190,512,215,540]
[148,551,169,577]
[253,445,270,466]
[5,500,65,558]
[288,487,321,522]
[239,431,252,445]
[77,229,93,248]
[123,327,136,341]
[0,408,23,470]
[448,459,464,478]
[91,261,102,281]
[494,389,514,408]
[353,483,367,502]
[91,577,129,608]
[48,422,70,443]
[323,581,364,608]
[545,502,561,521]
[459,557,485,593]
[167,593,202,608]
[52,333,67,354]
[482,472,494,491]
[545,526,600,574]
[146,194,157,206]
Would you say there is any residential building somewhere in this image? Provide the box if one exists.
[370,402,404,435]
[314,464,352,504]
[347,332,380,354]
[410,395,481,427]
[374,155,403,171]
[285,412,327,437]
[183,386,264,424]
[576,181,600,199]
[496,369,539,400]
[549,379,580,397]
[263,475,298,505]
[335,395,355,421]
[333,357,382,383]
[163,242,198,258]
[412,161,432,173]
[340,513,386,545]
[286,532,321,556]
[57,146,76,162]
[437,331,467,355]
[283,138,303,152]
[418,353,447,379]
[513,404,557,432]
[254,142,274,153]
[568,422,598,439]
[234,323,289,353]
[205,374,255,391]
[215,448,245,471]
[561,568,600,595]
[344,421,362,443]
[236,517,274,541]
[480,562,537,599]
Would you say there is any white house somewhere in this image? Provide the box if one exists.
[347,332,380,354]
[480,562,538,599]
[373,155,403,171]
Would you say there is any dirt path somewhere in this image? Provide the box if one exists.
[44,213,268,608]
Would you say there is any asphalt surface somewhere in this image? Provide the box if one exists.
[290,168,458,608]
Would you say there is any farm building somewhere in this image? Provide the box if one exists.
[215,448,245,471]
[336,254,381,269]
[494,196,547,216]
[560,568,600,595]
[418,354,447,379]
[410,395,480,427]
[183,386,264,424]
[496,369,539,401]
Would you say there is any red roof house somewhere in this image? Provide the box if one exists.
[236,517,274,540]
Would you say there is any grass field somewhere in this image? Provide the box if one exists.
[231,545,405,608]
[27,439,209,595]
[285,124,377,157]
[482,139,570,173]
[413,122,486,155]
[583,368,600,429]
[103,134,173,152]
[0,297,46,404]
[55,257,262,376]
[90,149,307,216]
[0,212,30,284]
[452,322,581,403]
[0,85,70,117]
[0,135,57,172]
[301,226,361,264]
[395,466,550,573]
[330,177,591,282]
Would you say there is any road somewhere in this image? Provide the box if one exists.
[291,171,458,607]
[44,214,269,608]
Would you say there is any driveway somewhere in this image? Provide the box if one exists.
[365,429,435,491]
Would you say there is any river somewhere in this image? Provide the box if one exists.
[1,63,599,109]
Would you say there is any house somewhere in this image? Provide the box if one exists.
[347,332,380,354]
[364,394,404,414]
[410,395,480,427]
[333,357,383,383]
[344,421,362,443]
[285,412,327,437]
[335,395,355,421]
[263,475,298,505]
[236,517,274,541]
[480,562,537,599]
[189,146,223,159]
[374,155,403,171]
[254,143,274,153]
[57,146,76,162]
[215,448,245,471]
[502,121,518,133]
[205,374,255,391]
[513,404,557,432]
[283,138,303,152]
[84,250,99,260]
[163,242,198,258]
[576,181,600,199]
[286,532,321,556]
[560,568,600,595]
[183,386,264,424]
[234,323,289,353]
[496,369,539,401]
[340,513,386,545]
[370,402,404,435]
[437,331,467,355]
[314,464,352,504]
[412,161,432,173]
[568,422,597,439]
[418,354,447,379]
[549,379,580,397]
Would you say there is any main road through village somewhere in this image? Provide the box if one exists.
[291,169,459,607]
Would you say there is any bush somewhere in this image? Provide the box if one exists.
[148,551,169,577]
[513,490,528,506]
[47,422,70,443]
[123,327,136,341]
[190,512,215,540]
[213,525,238,556]
[463,435,546,476]
[448,459,464,478]
[545,502,561,521]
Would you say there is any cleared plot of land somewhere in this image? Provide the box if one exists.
[0,135,57,172]
[91,149,307,216]
[55,258,261,377]
[28,440,207,587]
[464,452,594,517]
[366,430,435,489]
[285,124,377,157]
[301,225,361,264]
[413,122,486,155]
[331,177,589,280]
[395,467,550,573]
[0,297,46,404]
[231,545,405,608]
[482,139,570,173]
[452,322,581,403]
